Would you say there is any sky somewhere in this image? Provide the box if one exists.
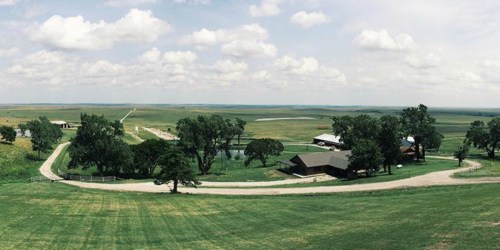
[0,0,500,107]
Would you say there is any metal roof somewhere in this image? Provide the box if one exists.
[294,151,351,170]
[314,134,341,144]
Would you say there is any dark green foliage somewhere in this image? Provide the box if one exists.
[453,144,469,166]
[400,104,437,161]
[155,147,200,193]
[378,115,402,175]
[464,118,500,158]
[130,139,170,177]
[68,113,133,176]
[348,139,383,178]
[176,114,238,175]
[26,117,62,158]
[18,124,28,137]
[235,118,247,146]
[332,115,380,148]
[0,126,16,144]
[244,138,284,167]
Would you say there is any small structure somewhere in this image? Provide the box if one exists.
[313,134,343,147]
[51,121,75,129]
[280,151,351,176]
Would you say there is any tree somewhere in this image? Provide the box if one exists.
[332,115,380,148]
[130,139,171,177]
[155,148,200,193]
[235,118,247,147]
[0,126,16,144]
[348,139,383,178]
[176,115,238,175]
[378,116,402,175]
[400,104,437,161]
[26,117,62,159]
[244,138,284,167]
[464,118,500,158]
[68,113,133,176]
[18,123,28,137]
[454,144,469,167]
[422,128,444,157]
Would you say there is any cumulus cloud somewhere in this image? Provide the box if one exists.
[354,29,416,51]
[172,0,210,4]
[0,47,20,57]
[405,53,441,69]
[103,0,160,7]
[0,0,17,6]
[221,40,277,58]
[27,9,171,50]
[250,0,284,17]
[179,23,269,50]
[290,11,330,29]
[162,50,198,64]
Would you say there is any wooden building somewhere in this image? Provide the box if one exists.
[280,151,351,176]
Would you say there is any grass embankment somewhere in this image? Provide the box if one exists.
[454,155,500,178]
[0,138,47,183]
[0,182,498,249]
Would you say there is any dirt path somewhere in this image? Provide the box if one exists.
[39,144,500,195]
[143,127,179,141]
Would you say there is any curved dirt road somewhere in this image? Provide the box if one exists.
[40,143,500,195]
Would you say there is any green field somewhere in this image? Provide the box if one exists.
[0,138,47,183]
[0,182,498,249]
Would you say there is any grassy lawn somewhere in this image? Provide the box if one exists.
[0,182,498,249]
[0,138,47,183]
[454,155,500,178]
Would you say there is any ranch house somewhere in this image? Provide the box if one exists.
[280,151,351,176]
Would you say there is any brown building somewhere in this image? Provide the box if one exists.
[281,151,351,176]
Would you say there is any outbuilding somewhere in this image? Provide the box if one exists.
[313,134,343,147]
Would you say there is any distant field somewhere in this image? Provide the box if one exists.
[0,182,498,249]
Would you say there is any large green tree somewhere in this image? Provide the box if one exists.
[348,139,383,178]
[26,116,62,158]
[130,139,171,177]
[400,104,437,161]
[0,126,16,144]
[155,148,199,193]
[244,138,284,167]
[235,118,247,148]
[18,123,28,137]
[378,116,402,175]
[332,115,380,148]
[454,144,469,166]
[68,113,133,176]
[464,118,500,158]
[176,114,238,175]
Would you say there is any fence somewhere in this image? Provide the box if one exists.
[30,176,52,182]
[58,168,118,182]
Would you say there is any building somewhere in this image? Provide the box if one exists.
[51,121,74,129]
[313,134,343,147]
[280,151,351,176]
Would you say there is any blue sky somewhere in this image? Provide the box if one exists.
[0,0,499,107]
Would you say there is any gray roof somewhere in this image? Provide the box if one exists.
[294,151,351,170]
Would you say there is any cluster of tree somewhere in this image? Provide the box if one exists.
[68,113,198,193]
[18,117,63,159]
[464,117,500,158]
[244,138,284,167]
[332,104,441,176]
[176,114,245,175]
[0,126,16,144]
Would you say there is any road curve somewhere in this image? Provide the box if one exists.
[40,143,500,195]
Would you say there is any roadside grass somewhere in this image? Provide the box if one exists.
[454,154,500,178]
[136,129,160,141]
[0,182,498,249]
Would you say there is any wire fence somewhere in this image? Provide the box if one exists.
[30,176,52,182]
[58,168,119,182]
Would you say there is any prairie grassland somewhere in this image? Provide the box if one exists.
[0,138,46,182]
[0,182,498,249]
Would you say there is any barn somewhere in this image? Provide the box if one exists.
[280,151,351,176]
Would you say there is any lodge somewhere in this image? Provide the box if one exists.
[280,150,351,176]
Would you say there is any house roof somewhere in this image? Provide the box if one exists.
[51,121,67,125]
[314,134,341,144]
[293,151,351,170]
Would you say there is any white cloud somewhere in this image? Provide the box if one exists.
[405,53,441,69]
[274,55,319,75]
[172,0,210,4]
[354,29,416,51]
[179,23,269,50]
[0,47,20,57]
[27,9,171,50]
[139,47,162,63]
[162,50,197,64]
[250,0,284,17]
[221,40,277,58]
[103,0,160,7]
[0,0,17,6]
[290,11,330,29]
[213,59,248,73]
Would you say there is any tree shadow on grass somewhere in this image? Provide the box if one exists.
[0,141,13,145]
[25,153,44,161]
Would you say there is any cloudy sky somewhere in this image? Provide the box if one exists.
[0,0,499,107]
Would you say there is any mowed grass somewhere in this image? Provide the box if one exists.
[0,182,498,249]
[0,138,46,182]
[454,155,500,178]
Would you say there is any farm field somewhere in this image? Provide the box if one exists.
[0,182,498,249]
